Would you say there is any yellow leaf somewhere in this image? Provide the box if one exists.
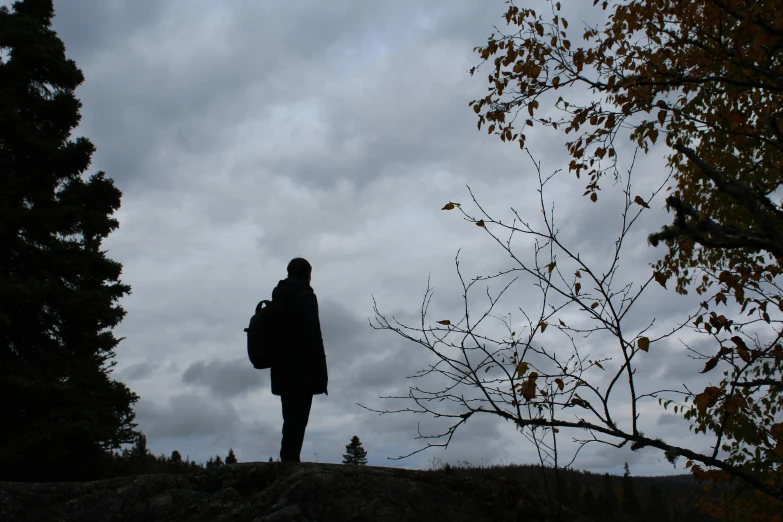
[516,361,529,378]
[547,261,556,273]
[594,361,604,370]
[442,202,460,210]
[637,336,650,352]
[436,320,451,326]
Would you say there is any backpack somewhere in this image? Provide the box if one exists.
[244,290,306,369]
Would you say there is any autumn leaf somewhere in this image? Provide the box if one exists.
[594,361,604,370]
[574,282,581,294]
[540,322,548,333]
[441,202,460,210]
[554,378,565,390]
[515,361,529,378]
[547,261,556,273]
[590,192,597,203]
[590,302,599,309]
[694,386,721,413]
[700,356,719,374]
[637,336,650,352]
[476,219,485,227]
[653,271,667,289]
[520,379,537,401]
[436,320,451,326]
[633,195,650,209]
[571,396,589,409]
[726,394,748,414]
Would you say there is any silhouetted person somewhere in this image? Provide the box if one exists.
[271,258,329,462]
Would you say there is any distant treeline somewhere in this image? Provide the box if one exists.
[428,460,715,522]
[101,434,240,479]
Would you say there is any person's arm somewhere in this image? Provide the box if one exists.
[296,291,328,393]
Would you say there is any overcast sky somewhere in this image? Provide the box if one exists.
[23,0,735,475]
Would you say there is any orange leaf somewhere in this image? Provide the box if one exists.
[634,195,650,209]
[700,357,719,374]
[520,380,536,401]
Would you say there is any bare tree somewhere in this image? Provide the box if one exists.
[363,153,783,504]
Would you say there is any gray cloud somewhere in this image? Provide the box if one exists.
[135,394,241,439]
[115,361,156,381]
[181,358,264,398]
[20,0,743,475]
[657,413,687,427]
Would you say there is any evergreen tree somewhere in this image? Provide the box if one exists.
[647,484,671,522]
[131,433,148,460]
[581,488,599,519]
[214,455,224,466]
[621,463,641,517]
[0,0,137,481]
[342,435,368,465]
[225,448,237,465]
[601,473,618,520]
[170,450,182,464]
[556,473,571,507]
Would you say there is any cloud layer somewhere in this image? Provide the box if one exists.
[16,0,735,474]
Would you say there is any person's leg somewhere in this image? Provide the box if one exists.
[280,394,313,462]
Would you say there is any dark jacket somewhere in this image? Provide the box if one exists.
[270,277,328,396]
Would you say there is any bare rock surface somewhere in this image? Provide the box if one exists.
[0,462,561,522]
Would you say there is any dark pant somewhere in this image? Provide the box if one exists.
[280,394,313,462]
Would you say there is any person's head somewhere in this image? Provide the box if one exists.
[287,257,312,284]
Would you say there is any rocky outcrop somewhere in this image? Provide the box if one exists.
[0,461,567,522]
